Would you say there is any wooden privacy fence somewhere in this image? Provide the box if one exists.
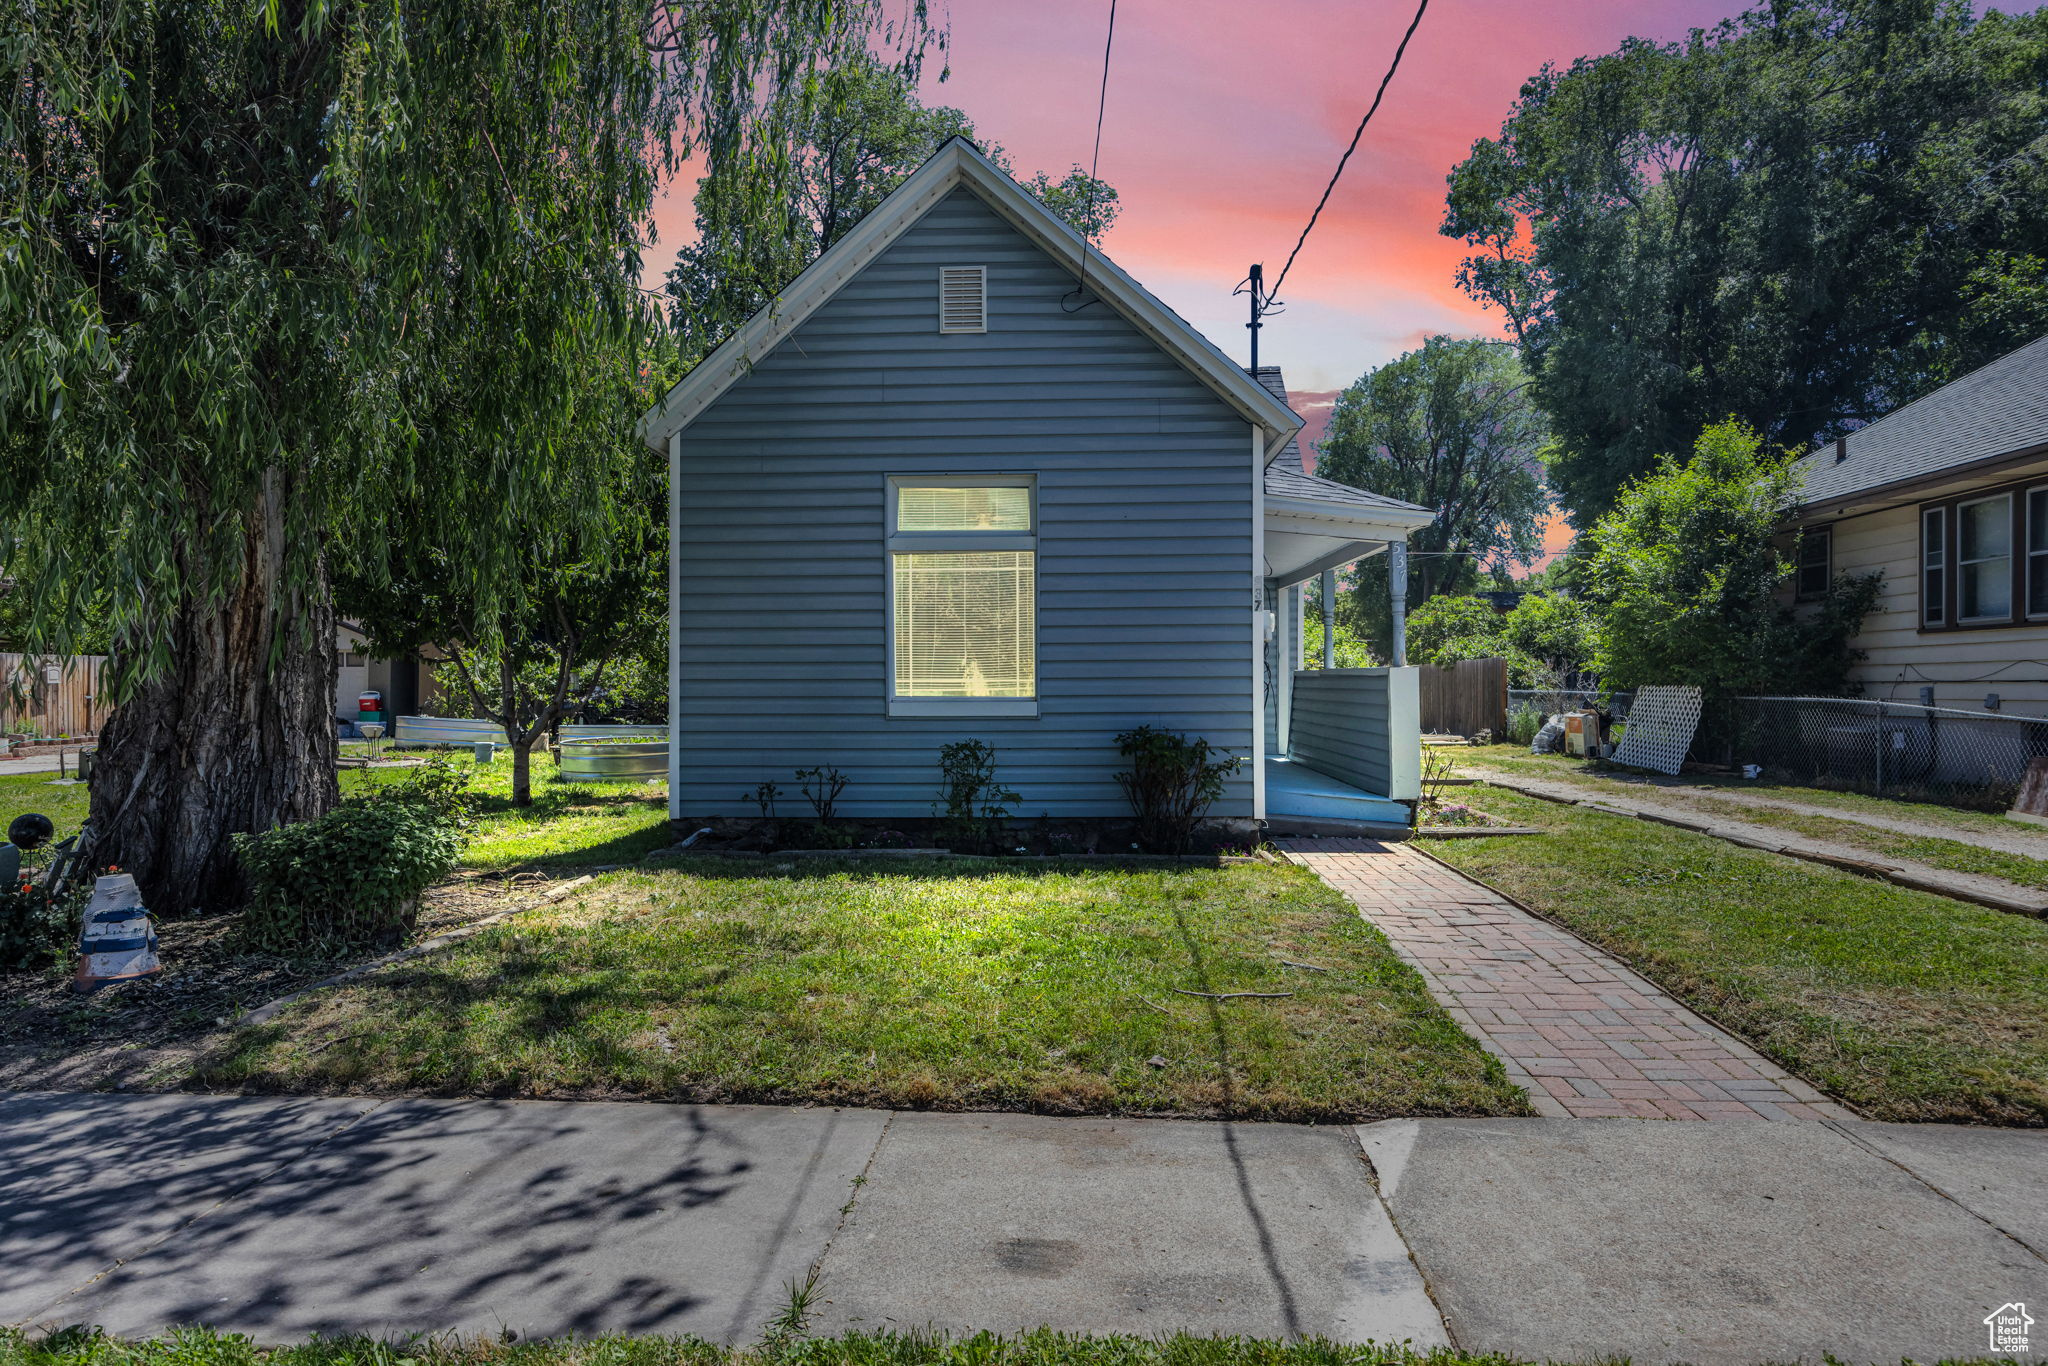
[0,654,109,736]
[1418,657,1507,738]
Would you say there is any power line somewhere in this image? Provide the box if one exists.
[1064,0,1118,312]
[1265,0,1429,307]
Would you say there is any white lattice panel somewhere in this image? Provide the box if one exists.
[1612,685,1703,776]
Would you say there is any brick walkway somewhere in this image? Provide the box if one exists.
[1277,837,1853,1121]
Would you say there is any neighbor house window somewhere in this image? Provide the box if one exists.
[2029,487,2048,619]
[887,477,1036,716]
[1795,526,1831,599]
[1958,493,2014,622]
[1922,508,1946,627]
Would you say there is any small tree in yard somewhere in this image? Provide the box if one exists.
[1585,420,1880,696]
[347,504,662,806]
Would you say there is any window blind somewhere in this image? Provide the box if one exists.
[892,551,1036,698]
[896,485,1032,532]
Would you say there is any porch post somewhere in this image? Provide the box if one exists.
[1388,540,1408,667]
[1319,567,1336,669]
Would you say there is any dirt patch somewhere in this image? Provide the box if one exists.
[0,873,537,1090]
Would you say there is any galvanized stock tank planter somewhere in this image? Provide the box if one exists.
[559,725,669,782]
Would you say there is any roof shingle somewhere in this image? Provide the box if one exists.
[1793,333,2048,506]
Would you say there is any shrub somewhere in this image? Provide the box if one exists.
[1114,726,1243,854]
[1507,702,1544,746]
[236,761,474,952]
[0,883,73,972]
[934,740,1019,853]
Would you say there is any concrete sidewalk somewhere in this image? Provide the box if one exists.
[4,1092,2044,1363]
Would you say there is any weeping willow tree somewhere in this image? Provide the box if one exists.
[0,0,930,911]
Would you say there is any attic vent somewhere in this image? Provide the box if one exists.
[938,265,987,334]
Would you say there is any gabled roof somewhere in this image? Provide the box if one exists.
[639,138,1305,460]
[1793,333,2048,509]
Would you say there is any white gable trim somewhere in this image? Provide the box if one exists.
[638,138,1305,461]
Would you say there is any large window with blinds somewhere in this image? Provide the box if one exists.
[887,477,1037,716]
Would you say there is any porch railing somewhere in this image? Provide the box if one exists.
[1288,667,1421,800]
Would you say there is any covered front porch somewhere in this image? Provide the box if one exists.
[1259,459,1432,833]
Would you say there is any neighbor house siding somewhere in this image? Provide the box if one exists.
[672,186,1256,818]
[1796,453,2048,717]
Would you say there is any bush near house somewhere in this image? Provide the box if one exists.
[236,762,476,952]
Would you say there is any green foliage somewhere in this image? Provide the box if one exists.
[0,884,72,972]
[933,740,1020,853]
[1300,583,1380,670]
[1507,702,1545,746]
[1406,591,1596,688]
[1584,421,1880,696]
[1499,593,1597,678]
[1406,597,1508,669]
[668,52,1119,358]
[1113,727,1243,855]
[1317,337,1552,654]
[1444,0,2048,522]
[236,762,475,952]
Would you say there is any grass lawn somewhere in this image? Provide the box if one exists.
[1460,745,2036,837]
[1428,785,2048,1125]
[349,750,673,871]
[0,751,669,877]
[0,1326,1686,1366]
[1676,793,2048,891]
[1453,745,2048,892]
[200,856,1529,1122]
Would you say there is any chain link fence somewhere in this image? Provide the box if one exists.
[1703,696,2048,811]
[1508,687,2046,809]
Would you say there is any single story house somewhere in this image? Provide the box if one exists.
[1788,333,2048,716]
[638,138,1434,831]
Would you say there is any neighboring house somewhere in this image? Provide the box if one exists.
[1789,334,2048,716]
[334,624,436,733]
[638,138,1434,830]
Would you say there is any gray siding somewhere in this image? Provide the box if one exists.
[675,186,1256,818]
[1290,670,1393,796]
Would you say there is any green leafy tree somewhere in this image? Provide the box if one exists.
[2,0,925,910]
[1585,420,1879,696]
[1500,593,1597,680]
[669,52,1119,358]
[1406,597,1507,670]
[340,404,665,807]
[1444,0,2048,523]
[1316,337,1550,655]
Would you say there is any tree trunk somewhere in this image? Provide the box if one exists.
[90,495,340,915]
[511,734,534,806]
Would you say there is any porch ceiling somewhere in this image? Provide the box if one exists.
[1262,466,1434,588]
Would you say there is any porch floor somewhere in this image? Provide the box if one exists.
[1265,756,1412,832]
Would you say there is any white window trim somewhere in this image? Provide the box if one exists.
[2027,486,2048,621]
[885,474,1039,718]
[1957,492,2015,624]
[1922,505,1946,628]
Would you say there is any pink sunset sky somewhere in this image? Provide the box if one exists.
[645,1,2021,568]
